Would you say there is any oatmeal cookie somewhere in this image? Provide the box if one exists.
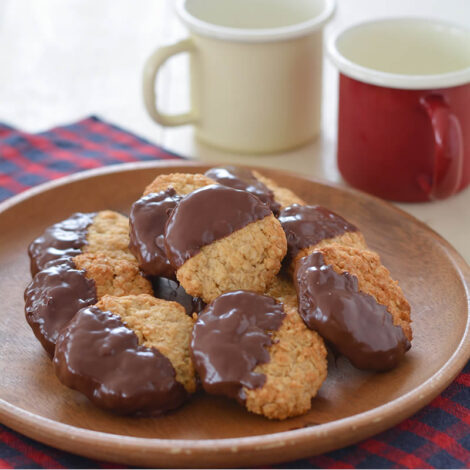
[130,173,215,278]
[129,189,181,279]
[205,166,281,215]
[24,258,97,356]
[143,172,215,196]
[165,185,287,303]
[84,210,134,260]
[295,244,411,371]
[253,171,306,207]
[279,204,366,274]
[28,210,133,275]
[265,275,300,308]
[94,294,196,393]
[73,252,152,298]
[53,294,193,415]
[24,252,152,356]
[191,290,327,420]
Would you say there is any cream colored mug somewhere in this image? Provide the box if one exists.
[143,0,335,154]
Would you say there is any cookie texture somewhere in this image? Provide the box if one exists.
[177,214,287,303]
[53,304,187,415]
[96,294,196,393]
[24,258,97,356]
[315,244,412,341]
[205,166,281,215]
[246,278,328,419]
[245,307,327,420]
[84,210,134,261]
[253,171,306,207]
[25,251,152,357]
[143,173,215,196]
[73,252,153,298]
[191,289,327,420]
[278,204,367,275]
[291,231,366,274]
[28,210,134,276]
[265,275,299,307]
[28,212,96,276]
[191,291,285,404]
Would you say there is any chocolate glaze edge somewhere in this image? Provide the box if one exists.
[279,204,358,267]
[53,305,187,416]
[295,252,410,371]
[191,290,285,404]
[28,212,97,276]
[24,257,98,357]
[151,277,205,315]
[165,185,273,269]
[205,166,281,216]
[129,188,182,279]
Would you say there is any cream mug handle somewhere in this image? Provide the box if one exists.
[143,38,196,126]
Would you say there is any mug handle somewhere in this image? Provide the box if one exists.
[418,94,464,200]
[143,38,196,126]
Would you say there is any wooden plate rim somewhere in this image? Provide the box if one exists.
[0,161,469,457]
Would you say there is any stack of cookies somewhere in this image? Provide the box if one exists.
[24,166,412,420]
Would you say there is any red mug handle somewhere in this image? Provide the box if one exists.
[418,94,464,200]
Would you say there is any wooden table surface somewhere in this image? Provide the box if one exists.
[0,0,469,262]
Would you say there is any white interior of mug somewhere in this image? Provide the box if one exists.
[176,0,336,42]
[328,18,470,89]
[186,0,323,29]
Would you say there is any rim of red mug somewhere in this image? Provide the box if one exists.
[175,0,336,43]
[327,17,470,90]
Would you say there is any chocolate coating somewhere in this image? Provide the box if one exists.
[279,205,358,266]
[129,189,182,278]
[53,306,187,415]
[205,166,280,215]
[165,185,272,269]
[28,212,96,276]
[295,252,410,371]
[152,277,205,315]
[24,258,97,357]
[191,290,285,402]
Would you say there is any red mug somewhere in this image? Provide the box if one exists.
[328,18,470,202]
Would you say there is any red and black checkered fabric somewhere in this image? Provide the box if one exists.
[0,117,468,469]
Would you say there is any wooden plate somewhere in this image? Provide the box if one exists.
[0,161,469,468]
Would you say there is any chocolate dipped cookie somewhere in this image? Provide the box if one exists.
[279,204,366,273]
[191,290,327,420]
[252,171,306,208]
[129,173,215,278]
[164,185,287,303]
[205,166,281,215]
[295,244,412,371]
[28,210,133,276]
[53,294,194,415]
[205,165,306,212]
[143,172,215,197]
[25,252,152,356]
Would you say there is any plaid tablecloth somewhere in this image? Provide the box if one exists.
[0,116,468,469]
